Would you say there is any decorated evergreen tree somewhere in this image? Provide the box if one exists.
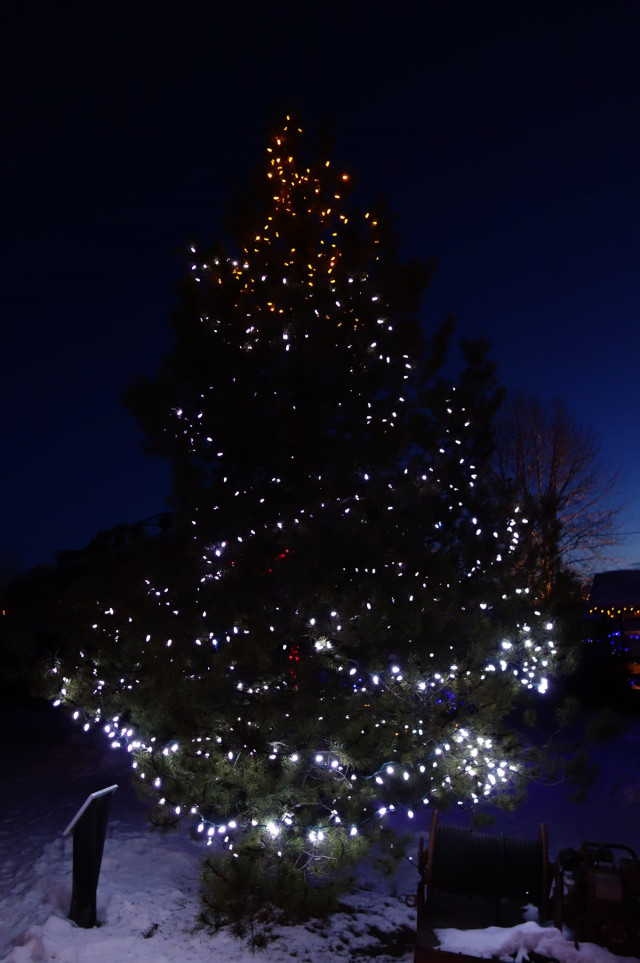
[47,116,556,929]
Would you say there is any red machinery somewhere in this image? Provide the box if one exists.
[553,841,640,956]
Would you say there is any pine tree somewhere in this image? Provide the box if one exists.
[47,116,557,928]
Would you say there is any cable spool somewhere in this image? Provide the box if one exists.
[426,810,550,913]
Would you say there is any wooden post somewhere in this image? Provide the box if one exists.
[63,785,118,928]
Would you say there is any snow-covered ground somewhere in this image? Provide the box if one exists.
[1,695,640,962]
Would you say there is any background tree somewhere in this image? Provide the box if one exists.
[0,516,172,693]
[44,116,557,932]
[492,394,622,595]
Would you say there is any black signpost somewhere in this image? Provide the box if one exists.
[64,784,118,928]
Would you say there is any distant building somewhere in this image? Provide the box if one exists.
[587,569,640,692]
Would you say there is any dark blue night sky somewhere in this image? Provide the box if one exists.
[2,0,639,576]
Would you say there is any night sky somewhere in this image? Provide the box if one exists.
[2,0,639,577]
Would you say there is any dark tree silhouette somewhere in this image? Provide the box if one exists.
[492,394,622,594]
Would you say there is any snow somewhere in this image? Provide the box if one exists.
[1,696,640,962]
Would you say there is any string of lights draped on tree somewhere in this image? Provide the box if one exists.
[48,116,556,917]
